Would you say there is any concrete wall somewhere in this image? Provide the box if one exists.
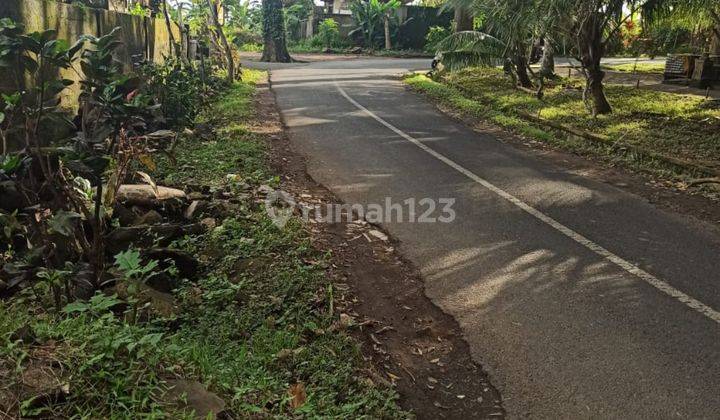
[0,0,179,108]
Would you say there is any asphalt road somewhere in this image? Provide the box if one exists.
[252,57,720,418]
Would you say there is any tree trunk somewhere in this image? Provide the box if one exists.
[709,9,720,54]
[540,40,555,77]
[261,0,292,63]
[711,30,720,54]
[162,0,177,58]
[305,7,314,39]
[384,13,391,50]
[454,7,473,32]
[206,0,235,82]
[176,4,191,66]
[514,54,533,88]
[578,13,611,115]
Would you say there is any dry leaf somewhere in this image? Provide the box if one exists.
[288,382,306,410]
[138,154,157,171]
[136,171,159,198]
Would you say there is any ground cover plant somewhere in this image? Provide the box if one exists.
[1,61,407,417]
[405,68,720,179]
[602,62,666,74]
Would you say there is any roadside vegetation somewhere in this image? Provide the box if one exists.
[0,11,405,417]
[602,62,666,74]
[412,0,720,187]
[405,69,720,181]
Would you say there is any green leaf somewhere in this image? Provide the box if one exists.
[114,249,142,272]
[88,293,122,312]
[63,301,89,314]
[47,210,81,236]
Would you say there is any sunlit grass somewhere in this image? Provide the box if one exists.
[406,68,720,167]
[602,62,666,74]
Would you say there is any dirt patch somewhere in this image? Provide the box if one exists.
[253,78,505,418]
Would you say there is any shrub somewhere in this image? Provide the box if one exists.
[138,58,206,129]
[318,18,340,49]
[425,26,449,53]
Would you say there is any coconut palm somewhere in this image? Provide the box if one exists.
[643,0,720,54]
[438,0,549,88]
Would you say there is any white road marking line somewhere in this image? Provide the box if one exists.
[334,81,720,325]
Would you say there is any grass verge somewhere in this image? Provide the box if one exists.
[602,62,666,74]
[404,68,720,181]
[0,69,406,418]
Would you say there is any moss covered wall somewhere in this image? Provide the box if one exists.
[0,0,179,108]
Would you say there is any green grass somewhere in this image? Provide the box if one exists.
[404,68,720,177]
[602,62,666,74]
[0,69,407,418]
[237,43,263,52]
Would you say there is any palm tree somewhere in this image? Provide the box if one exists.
[643,0,720,54]
[439,0,678,115]
[439,0,548,88]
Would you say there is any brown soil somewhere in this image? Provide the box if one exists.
[253,79,505,418]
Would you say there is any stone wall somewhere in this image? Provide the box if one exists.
[0,0,180,108]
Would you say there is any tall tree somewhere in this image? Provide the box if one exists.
[440,0,546,88]
[454,7,474,32]
[643,0,720,54]
[206,0,236,82]
[261,0,292,62]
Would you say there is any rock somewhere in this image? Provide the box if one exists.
[133,209,163,226]
[257,184,275,195]
[113,203,136,226]
[200,217,217,230]
[207,200,240,218]
[161,379,226,419]
[339,313,355,329]
[72,263,96,300]
[0,180,25,211]
[187,191,207,201]
[349,46,363,54]
[1,262,31,292]
[186,184,211,194]
[184,200,209,220]
[193,123,215,141]
[105,223,207,255]
[145,272,177,294]
[115,281,178,318]
[116,184,186,206]
[368,229,389,241]
[228,192,251,204]
[145,248,199,280]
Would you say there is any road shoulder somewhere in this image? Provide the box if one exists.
[261,75,506,418]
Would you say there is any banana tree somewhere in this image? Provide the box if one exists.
[349,0,401,50]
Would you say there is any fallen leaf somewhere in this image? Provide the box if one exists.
[288,382,306,410]
[136,171,159,198]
